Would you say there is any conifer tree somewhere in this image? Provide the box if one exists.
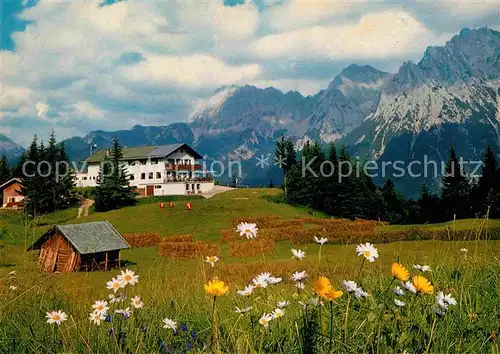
[441,147,471,220]
[473,145,499,217]
[93,137,137,212]
[380,179,406,223]
[0,155,10,184]
[417,184,442,223]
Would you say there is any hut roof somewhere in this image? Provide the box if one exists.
[29,221,130,254]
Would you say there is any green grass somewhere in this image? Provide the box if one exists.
[0,189,499,353]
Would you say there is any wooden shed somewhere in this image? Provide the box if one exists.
[28,221,130,272]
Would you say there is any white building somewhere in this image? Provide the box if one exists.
[75,144,215,196]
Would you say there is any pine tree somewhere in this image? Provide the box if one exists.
[380,179,406,223]
[323,144,340,215]
[20,136,44,216]
[93,138,137,212]
[473,145,499,217]
[0,155,10,184]
[441,147,471,220]
[57,142,77,209]
[275,136,297,198]
[417,184,443,223]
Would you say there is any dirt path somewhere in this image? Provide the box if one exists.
[77,198,94,218]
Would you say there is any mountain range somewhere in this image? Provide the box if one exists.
[5,27,500,197]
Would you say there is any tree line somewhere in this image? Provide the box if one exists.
[275,137,500,224]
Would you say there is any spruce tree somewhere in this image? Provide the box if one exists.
[20,136,44,216]
[417,184,443,223]
[380,179,406,223]
[474,145,499,217]
[441,147,471,220]
[93,137,137,212]
[323,144,340,216]
[0,155,10,184]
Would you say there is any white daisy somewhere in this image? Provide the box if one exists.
[115,307,132,319]
[291,271,308,282]
[162,318,177,331]
[109,293,126,303]
[205,256,219,267]
[393,286,405,296]
[9,286,17,291]
[117,269,139,286]
[235,306,252,314]
[277,300,290,308]
[343,280,359,293]
[354,288,369,299]
[436,292,457,310]
[46,310,68,325]
[89,311,106,326]
[92,300,109,315]
[252,272,271,288]
[394,299,406,307]
[432,306,446,316]
[106,278,126,293]
[236,222,258,239]
[314,236,328,245]
[402,281,417,294]
[413,264,431,272]
[268,277,282,285]
[8,271,16,276]
[272,308,285,319]
[460,248,468,253]
[291,249,306,260]
[237,284,255,297]
[295,282,305,290]
[355,243,379,262]
[258,313,273,328]
[131,296,144,309]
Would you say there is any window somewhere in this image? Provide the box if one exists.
[180,149,184,153]
[151,159,157,165]
[8,197,15,203]
[197,184,200,190]
[141,173,146,180]
[156,172,161,179]
[83,177,87,180]
[155,185,162,189]
[129,174,135,181]
[148,172,154,179]
[185,184,189,190]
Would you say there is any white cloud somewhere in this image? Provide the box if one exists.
[253,11,451,60]
[35,102,49,118]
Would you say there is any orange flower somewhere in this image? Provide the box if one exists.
[314,276,332,297]
[204,278,229,296]
[392,263,410,282]
[324,289,344,301]
[412,275,434,294]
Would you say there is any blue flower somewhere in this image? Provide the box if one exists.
[105,315,112,323]
[186,341,194,350]
[181,323,188,332]
[190,329,197,340]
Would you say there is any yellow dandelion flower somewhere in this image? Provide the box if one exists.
[412,275,434,294]
[314,276,332,297]
[392,262,410,282]
[204,278,229,296]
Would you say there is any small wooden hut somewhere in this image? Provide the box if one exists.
[28,221,130,272]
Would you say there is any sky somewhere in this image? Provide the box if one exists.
[1,0,499,146]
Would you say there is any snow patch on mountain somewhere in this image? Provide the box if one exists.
[189,86,238,122]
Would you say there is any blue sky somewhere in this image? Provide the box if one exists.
[1,0,499,146]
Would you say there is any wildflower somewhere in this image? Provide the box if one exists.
[392,263,410,282]
[115,307,132,319]
[343,280,359,293]
[9,286,17,291]
[355,243,379,262]
[432,306,446,316]
[436,291,457,310]
[272,308,285,319]
[190,329,197,340]
[277,300,290,308]
[46,310,68,325]
[106,278,126,293]
[394,299,406,307]
[163,318,177,331]
[117,269,139,286]
[258,313,273,328]
[354,288,369,299]
[237,284,254,296]
[292,248,306,260]
[181,323,189,332]
[205,256,219,267]
[324,289,343,301]
[253,272,271,288]
[235,306,252,314]
[402,281,417,294]
[236,222,258,239]
[291,271,308,282]
[92,300,109,315]
[314,276,332,298]
[109,293,126,303]
[460,248,468,253]
[314,236,328,245]
[105,314,112,323]
[413,264,431,272]
[393,286,405,296]
[412,275,434,294]
[131,296,144,309]
[268,276,282,285]
[295,282,305,290]
[8,271,16,276]
[204,278,229,296]
[89,311,106,325]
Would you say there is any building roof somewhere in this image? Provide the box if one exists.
[0,178,23,190]
[28,221,130,255]
[86,143,203,163]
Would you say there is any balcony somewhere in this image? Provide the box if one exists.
[165,163,202,171]
[162,177,214,183]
